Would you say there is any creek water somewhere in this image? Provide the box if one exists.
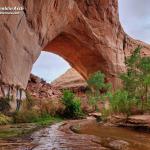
[79,120,150,150]
[1,119,150,150]
[31,121,105,150]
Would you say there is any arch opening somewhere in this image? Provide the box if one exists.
[43,33,108,80]
[32,51,71,83]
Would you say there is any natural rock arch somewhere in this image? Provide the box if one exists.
[0,0,150,93]
[43,33,107,80]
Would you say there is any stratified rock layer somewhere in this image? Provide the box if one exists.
[51,68,87,89]
[0,0,150,91]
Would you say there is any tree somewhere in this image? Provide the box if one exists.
[120,46,141,97]
[87,71,111,111]
[120,46,150,111]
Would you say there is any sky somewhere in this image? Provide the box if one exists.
[32,0,150,82]
[119,0,150,44]
[31,52,70,82]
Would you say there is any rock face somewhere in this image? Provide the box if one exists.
[0,0,150,92]
[110,115,150,130]
[51,68,87,89]
[27,74,95,113]
[27,74,61,100]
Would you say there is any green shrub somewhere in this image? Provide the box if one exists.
[109,90,136,115]
[62,90,74,106]
[13,110,39,123]
[62,90,83,118]
[0,113,12,125]
[71,97,83,118]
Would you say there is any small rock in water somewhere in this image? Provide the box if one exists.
[109,140,129,150]
[89,112,102,118]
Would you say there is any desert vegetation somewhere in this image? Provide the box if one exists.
[87,71,111,111]
[110,47,150,115]
[62,90,83,118]
[0,47,150,140]
[0,93,63,138]
[0,87,83,138]
[87,47,150,118]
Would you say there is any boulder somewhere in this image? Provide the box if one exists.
[128,115,150,126]
[109,140,129,150]
[110,115,150,131]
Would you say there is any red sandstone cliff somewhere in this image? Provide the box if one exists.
[0,0,150,91]
[0,0,150,111]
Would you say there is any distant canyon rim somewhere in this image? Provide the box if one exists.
[0,0,150,110]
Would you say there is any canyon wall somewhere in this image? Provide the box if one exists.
[51,68,87,89]
[0,0,150,110]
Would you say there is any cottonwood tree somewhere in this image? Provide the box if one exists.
[120,46,150,111]
[87,71,111,111]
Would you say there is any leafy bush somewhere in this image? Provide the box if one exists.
[0,113,12,125]
[71,97,83,118]
[109,90,131,115]
[109,90,143,115]
[62,90,83,118]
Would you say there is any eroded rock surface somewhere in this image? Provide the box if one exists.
[0,0,150,90]
[110,115,150,131]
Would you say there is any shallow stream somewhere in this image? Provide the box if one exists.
[1,119,150,150]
